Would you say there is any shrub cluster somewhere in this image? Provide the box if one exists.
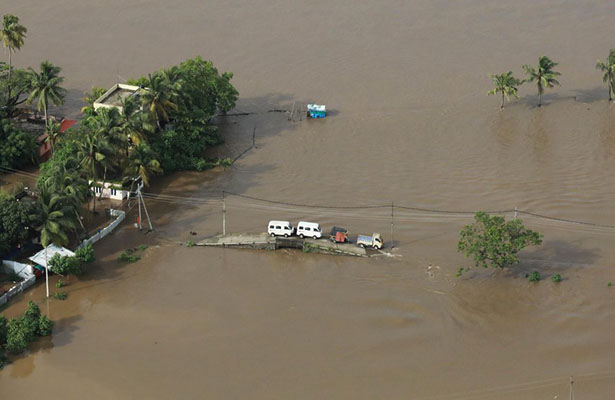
[0,301,53,367]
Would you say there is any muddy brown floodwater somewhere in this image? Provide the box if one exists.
[3,0,615,398]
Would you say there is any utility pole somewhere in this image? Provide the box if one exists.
[140,191,153,231]
[135,180,153,231]
[390,201,394,249]
[138,188,142,230]
[514,206,518,219]
[569,376,574,400]
[222,191,226,235]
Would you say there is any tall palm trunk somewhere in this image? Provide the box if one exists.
[500,91,505,109]
[91,167,97,213]
[6,49,11,103]
[43,100,48,126]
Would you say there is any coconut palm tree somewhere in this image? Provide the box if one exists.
[0,14,27,100]
[30,183,77,297]
[75,128,113,212]
[40,160,88,232]
[44,120,61,155]
[119,95,150,151]
[80,86,106,115]
[140,73,178,131]
[522,56,561,107]
[26,60,66,126]
[487,71,523,109]
[122,144,162,186]
[596,49,615,101]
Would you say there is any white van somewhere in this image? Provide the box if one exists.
[268,220,294,237]
[296,221,322,239]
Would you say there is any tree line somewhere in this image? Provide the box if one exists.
[0,14,238,259]
[489,51,615,108]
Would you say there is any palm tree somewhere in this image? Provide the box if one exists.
[44,120,61,155]
[0,14,27,101]
[75,128,113,212]
[26,60,66,126]
[30,183,77,297]
[596,49,615,101]
[487,71,523,109]
[122,144,162,186]
[40,159,88,232]
[522,56,561,107]
[119,95,150,152]
[140,73,178,131]
[80,86,106,115]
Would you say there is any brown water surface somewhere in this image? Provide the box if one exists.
[2,1,615,398]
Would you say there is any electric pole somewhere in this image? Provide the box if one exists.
[222,191,226,235]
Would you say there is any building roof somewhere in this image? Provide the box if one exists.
[28,244,75,269]
[59,119,77,133]
[93,83,141,111]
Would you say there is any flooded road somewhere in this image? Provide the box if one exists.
[3,0,615,398]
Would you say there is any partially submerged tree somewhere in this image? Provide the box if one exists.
[523,56,561,107]
[596,49,615,101]
[458,211,542,269]
[487,71,523,109]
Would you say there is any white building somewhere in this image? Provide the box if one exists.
[93,83,140,112]
[90,181,130,201]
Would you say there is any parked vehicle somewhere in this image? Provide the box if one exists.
[329,226,349,243]
[296,221,322,239]
[268,220,294,237]
[357,233,383,249]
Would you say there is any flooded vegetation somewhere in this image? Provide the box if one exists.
[2,0,615,398]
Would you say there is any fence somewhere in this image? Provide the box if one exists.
[0,261,36,306]
[77,209,126,249]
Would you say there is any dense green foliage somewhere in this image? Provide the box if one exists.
[48,243,94,275]
[528,271,541,282]
[75,243,95,263]
[0,118,36,168]
[458,211,542,269]
[523,56,561,107]
[487,71,523,109]
[0,191,33,256]
[1,301,52,362]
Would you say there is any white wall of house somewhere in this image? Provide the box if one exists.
[90,181,129,200]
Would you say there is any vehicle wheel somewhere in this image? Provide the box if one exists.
[270,233,275,237]
[373,245,378,250]
[299,234,304,239]
[313,235,317,240]
[284,233,289,238]
[359,244,365,248]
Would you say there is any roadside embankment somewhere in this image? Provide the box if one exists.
[196,233,367,257]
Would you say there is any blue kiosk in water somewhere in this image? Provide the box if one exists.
[307,104,326,118]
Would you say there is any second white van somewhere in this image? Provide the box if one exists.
[268,220,294,237]
[296,221,322,239]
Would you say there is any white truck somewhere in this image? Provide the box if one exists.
[356,233,383,249]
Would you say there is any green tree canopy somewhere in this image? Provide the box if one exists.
[0,119,36,169]
[26,60,66,126]
[487,71,523,109]
[596,49,615,101]
[522,56,561,107]
[0,191,33,257]
[458,211,543,269]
